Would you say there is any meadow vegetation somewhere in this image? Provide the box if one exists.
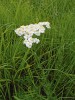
[0,0,75,100]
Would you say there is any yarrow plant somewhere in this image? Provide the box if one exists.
[15,22,50,48]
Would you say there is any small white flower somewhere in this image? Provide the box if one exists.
[28,37,34,43]
[15,28,23,36]
[33,38,40,44]
[39,26,45,33]
[39,22,50,28]
[26,42,32,48]
[23,40,32,48]
[34,31,41,36]
[45,22,51,28]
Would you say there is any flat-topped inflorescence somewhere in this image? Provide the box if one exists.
[15,22,50,48]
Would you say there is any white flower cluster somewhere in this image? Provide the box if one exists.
[15,22,50,48]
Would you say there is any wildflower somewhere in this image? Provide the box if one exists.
[39,22,50,28]
[15,22,50,48]
[23,40,32,48]
[15,28,24,36]
[33,38,40,44]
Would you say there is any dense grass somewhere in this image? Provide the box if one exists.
[0,0,75,100]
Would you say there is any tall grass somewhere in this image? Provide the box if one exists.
[0,0,75,100]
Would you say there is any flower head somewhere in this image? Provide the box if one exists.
[15,22,50,48]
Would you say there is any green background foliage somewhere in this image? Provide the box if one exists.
[0,0,75,100]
